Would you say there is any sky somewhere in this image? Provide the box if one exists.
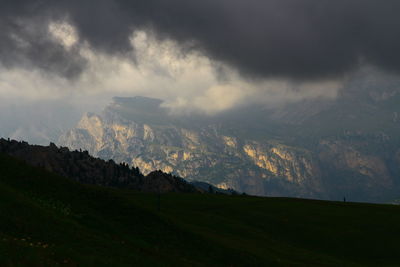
[1,0,400,143]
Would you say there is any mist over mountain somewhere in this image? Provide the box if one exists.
[4,2,400,265]
[0,101,84,145]
[0,1,399,204]
[59,70,400,203]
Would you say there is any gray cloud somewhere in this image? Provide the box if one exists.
[1,0,400,80]
[0,2,86,78]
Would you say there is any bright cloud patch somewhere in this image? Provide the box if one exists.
[48,21,79,49]
[0,28,340,115]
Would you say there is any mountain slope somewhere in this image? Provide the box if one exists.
[0,153,254,266]
[2,153,400,265]
[59,96,326,199]
[60,90,400,202]
[0,138,197,193]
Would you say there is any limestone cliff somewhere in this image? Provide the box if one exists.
[58,97,314,198]
[59,96,400,202]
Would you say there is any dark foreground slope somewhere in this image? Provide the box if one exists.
[1,154,400,266]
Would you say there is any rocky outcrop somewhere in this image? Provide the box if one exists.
[0,138,198,193]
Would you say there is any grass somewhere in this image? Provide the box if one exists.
[1,153,400,266]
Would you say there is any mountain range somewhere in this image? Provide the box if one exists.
[59,70,400,203]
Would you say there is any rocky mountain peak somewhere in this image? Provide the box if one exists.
[58,95,400,202]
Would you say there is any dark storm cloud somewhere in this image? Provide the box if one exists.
[0,1,86,78]
[2,0,400,80]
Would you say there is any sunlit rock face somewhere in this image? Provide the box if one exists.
[60,93,400,202]
[59,97,322,198]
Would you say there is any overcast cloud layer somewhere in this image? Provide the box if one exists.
[2,0,400,80]
[1,1,400,144]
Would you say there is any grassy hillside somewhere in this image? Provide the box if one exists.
[1,153,400,266]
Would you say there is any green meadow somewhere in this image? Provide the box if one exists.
[1,153,400,266]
